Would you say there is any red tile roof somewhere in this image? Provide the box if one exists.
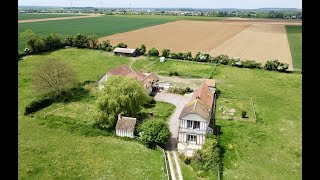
[179,99,211,121]
[191,82,214,108]
[107,65,133,76]
[204,79,216,88]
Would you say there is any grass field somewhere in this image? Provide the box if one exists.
[18,15,172,51]
[286,25,302,70]
[18,13,86,20]
[18,48,175,179]
[19,49,301,179]
[132,57,302,179]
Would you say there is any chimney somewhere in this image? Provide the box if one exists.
[118,114,122,120]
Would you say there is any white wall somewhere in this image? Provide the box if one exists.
[116,129,134,138]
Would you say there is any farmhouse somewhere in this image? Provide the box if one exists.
[177,80,216,156]
[113,47,138,57]
[115,114,136,138]
[98,65,159,95]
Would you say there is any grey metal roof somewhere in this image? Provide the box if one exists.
[113,48,136,54]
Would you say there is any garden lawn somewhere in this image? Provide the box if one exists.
[286,25,302,70]
[18,13,86,20]
[18,15,172,51]
[133,57,302,179]
[18,48,173,179]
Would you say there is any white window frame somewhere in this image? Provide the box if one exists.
[187,135,197,144]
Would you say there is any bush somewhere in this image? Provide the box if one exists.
[215,54,229,65]
[170,52,179,59]
[194,52,211,62]
[24,48,31,55]
[184,157,192,165]
[136,44,146,55]
[264,59,289,72]
[139,119,171,148]
[148,48,159,56]
[24,97,53,115]
[72,33,89,48]
[167,86,192,95]
[99,40,112,51]
[161,49,171,58]
[44,33,64,51]
[182,52,193,61]
[169,71,179,76]
[116,42,127,48]
[242,110,247,118]
[243,60,261,69]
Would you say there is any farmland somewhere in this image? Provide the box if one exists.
[18,48,176,179]
[18,13,86,20]
[286,25,302,70]
[104,19,300,69]
[18,15,172,50]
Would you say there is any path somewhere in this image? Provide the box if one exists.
[155,92,191,180]
[18,14,103,23]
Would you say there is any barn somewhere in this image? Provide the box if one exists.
[115,114,137,138]
[113,47,138,57]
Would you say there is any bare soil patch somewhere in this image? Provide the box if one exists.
[100,20,251,55]
[210,23,293,70]
[18,14,103,23]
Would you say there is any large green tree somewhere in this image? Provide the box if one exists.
[21,30,45,53]
[32,58,78,97]
[92,76,149,129]
[139,119,171,148]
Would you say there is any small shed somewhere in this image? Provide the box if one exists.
[115,114,136,138]
[113,48,137,57]
[160,57,166,62]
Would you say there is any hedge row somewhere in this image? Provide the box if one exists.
[146,47,289,72]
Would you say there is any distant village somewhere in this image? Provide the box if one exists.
[18,6,302,19]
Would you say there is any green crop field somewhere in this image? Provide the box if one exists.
[18,48,175,179]
[19,48,301,179]
[286,25,302,70]
[132,57,301,179]
[18,13,86,20]
[112,14,225,21]
[18,15,173,51]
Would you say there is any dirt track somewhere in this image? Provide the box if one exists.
[18,14,103,23]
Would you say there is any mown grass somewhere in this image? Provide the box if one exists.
[286,25,302,70]
[18,13,86,20]
[132,57,302,179]
[18,48,174,179]
[18,15,172,51]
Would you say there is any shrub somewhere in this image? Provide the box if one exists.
[170,52,179,59]
[215,54,229,65]
[139,119,171,148]
[185,87,193,93]
[184,157,192,165]
[194,52,211,62]
[148,48,159,56]
[24,48,31,55]
[182,52,193,61]
[264,59,288,72]
[168,87,188,95]
[169,71,179,76]
[232,59,243,68]
[161,49,171,58]
[242,110,247,118]
[177,52,184,60]
[21,30,46,53]
[116,42,127,48]
[136,44,146,55]
[243,60,260,68]
[72,33,89,48]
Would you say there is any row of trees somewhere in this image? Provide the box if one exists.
[146,47,289,72]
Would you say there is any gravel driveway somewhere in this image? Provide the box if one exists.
[154,92,192,150]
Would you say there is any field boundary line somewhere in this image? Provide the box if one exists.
[157,145,170,180]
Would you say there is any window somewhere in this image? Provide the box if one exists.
[187,135,197,144]
[193,121,200,129]
[187,120,192,128]
[186,120,200,129]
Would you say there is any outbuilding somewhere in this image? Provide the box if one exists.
[160,57,166,62]
[115,114,136,138]
[113,47,137,57]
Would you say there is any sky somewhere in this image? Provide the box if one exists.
[18,0,302,9]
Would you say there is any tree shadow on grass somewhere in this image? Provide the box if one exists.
[24,81,94,116]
